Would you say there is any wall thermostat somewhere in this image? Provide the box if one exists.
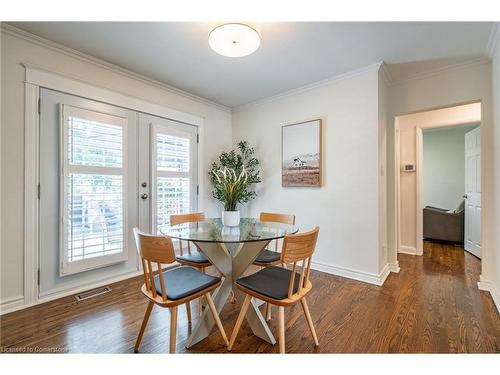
[402,164,416,172]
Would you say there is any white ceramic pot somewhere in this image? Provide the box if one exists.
[222,210,240,227]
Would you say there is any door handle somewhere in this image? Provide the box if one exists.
[463,194,468,199]
[141,193,149,200]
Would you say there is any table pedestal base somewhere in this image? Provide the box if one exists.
[185,240,276,348]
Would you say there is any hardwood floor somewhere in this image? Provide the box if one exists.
[1,241,499,353]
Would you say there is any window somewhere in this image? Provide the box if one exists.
[61,105,128,275]
[152,124,197,235]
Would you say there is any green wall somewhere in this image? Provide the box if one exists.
[423,124,479,210]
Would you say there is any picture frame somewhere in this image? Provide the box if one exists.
[282,119,322,187]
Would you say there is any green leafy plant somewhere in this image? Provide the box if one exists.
[210,141,261,211]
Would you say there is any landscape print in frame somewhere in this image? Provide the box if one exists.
[282,119,322,187]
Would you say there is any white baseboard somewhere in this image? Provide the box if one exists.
[478,275,500,314]
[311,260,394,286]
[398,245,417,255]
[0,295,25,315]
[388,261,400,273]
[378,264,391,285]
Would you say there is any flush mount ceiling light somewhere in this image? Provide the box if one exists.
[208,23,260,57]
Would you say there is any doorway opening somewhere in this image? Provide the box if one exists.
[394,102,482,261]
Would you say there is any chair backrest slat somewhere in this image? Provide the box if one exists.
[147,260,157,298]
[298,259,306,293]
[304,257,312,287]
[179,239,184,256]
[156,261,167,302]
[288,262,297,299]
[141,258,150,290]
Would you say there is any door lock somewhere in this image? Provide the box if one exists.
[141,193,149,200]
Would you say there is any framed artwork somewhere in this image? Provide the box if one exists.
[282,119,322,187]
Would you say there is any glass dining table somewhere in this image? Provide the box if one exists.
[161,217,298,348]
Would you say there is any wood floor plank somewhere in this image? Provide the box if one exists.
[1,241,499,353]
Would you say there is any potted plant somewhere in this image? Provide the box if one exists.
[210,141,261,226]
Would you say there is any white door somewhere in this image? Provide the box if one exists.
[138,113,198,235]
[464,127,481,258]
[39,89,198,297]
[39,89,140,297]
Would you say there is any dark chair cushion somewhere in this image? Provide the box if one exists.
[176,251,210,264]
[154,266,220,300]
[254,249,281,264]
[236,266,300,300]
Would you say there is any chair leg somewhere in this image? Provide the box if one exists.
[198,297,203,316]
[134,301,154,353]
[205,292,229,346]
[265,303,272,321]
[300,298,319,346]
[278,306,285,354]
[199,267,206,316]
[169,306,178,354]
[185,301,192,324]
[228,294,252,351]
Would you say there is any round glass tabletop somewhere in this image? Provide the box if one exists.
[161,218,298,243]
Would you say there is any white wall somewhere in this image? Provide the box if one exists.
[0,30,232,308]
[423,124,478,210]
[387,62,494,284]
[378,69,389,272]
[233,66,390,284]
[488,27,500,309]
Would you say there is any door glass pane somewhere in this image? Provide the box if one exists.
[156,133,190,172]
[156,177,190,234]
[68,116,123,168]
[66,174,123,262]
[62,105,127,274]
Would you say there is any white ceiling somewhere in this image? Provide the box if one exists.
[10,22,495,108]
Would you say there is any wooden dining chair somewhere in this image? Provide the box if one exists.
[133,228,228,353]
[170,212,212,317]
[253,212,296,267]
[253,212,296,320]
[228,227,320,354]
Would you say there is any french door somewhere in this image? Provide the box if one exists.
[138,114,198,235]
[39,89,198,297]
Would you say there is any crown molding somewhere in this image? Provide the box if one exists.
[379,61,393,86]
[0,23,231,113]
[234,61,384,112]
[388,56,490,87]
[234,55,490,113]
[486,22,500,60]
